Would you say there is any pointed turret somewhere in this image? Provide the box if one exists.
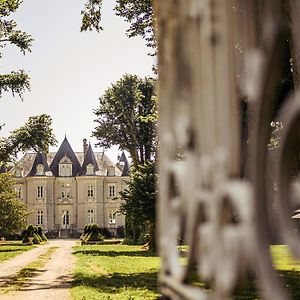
[117,151,130,176]
[50,136,81,176]
[27,152,50,176]
[79,144,99,176]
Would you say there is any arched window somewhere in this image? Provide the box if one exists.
[59,155,72,177]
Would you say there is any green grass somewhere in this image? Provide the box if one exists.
[71,244,300,300]
[71,244,160,300]
[233,245,300,299]
[0,243,34,262]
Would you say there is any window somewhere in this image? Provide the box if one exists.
[37,185,44,198]
[87,185,94,198]
[15,168,22,177]
[62,210,69,225]
[108,184,116,198]
[108,211,116,224]
[87,209,94,224]
[86,164,94,175]
[36,164,45,176]
[61,184,71,198]
[59,156,72,177]
[15,186,22,198]
[37,210,43,225]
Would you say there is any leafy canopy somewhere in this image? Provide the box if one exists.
[93,74,157,167]
[0,173,29,236]
[0,0,33,99]
[0,114,57,163]
[81,0,155,52]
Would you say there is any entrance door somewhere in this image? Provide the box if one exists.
[62,210,70,229]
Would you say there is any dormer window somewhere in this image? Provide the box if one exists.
[107,166,115,176]
[15,167,22,177]
[36,164,45,176]
[59,155,72,177]
[86,164,94,175]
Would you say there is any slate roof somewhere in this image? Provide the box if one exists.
[0,164,7,173]
[27,152,50,177]
[117,151,130,176]
[9,137,122,177]
[78,144,99,176]
[50,137,81,177]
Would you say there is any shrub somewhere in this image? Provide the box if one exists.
[116,226,125,238]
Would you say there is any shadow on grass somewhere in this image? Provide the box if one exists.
[73,249,156,257]
[73,271,158,294]
[0,249,24,253]
[233,270,300,299]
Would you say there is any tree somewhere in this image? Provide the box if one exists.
[81,0,155,52]
[93,74,157,168]
[0,173,29,237]
[0,114,57,164]
[120,161,157,249]
[0,0,33,99]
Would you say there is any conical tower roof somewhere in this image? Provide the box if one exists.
[50,136,81,176]
[78,144,99,175]
[118,151,130,176]
[27,152,50,176]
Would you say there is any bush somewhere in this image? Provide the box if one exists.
[99,227,112,239]
[116,226,125,238]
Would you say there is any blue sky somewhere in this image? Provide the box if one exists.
[0,0,154,162]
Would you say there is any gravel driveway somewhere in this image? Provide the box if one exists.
[0,239,77,300]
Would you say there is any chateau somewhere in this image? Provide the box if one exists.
[9,137,130,237]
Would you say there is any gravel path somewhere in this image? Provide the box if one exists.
[0,240,77,300]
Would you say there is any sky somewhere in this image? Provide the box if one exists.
[0,0,154,163]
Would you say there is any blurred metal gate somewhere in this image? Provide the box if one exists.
[155,1,300,299]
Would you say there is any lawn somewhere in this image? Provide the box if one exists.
[71,244,300,300]
[0,243,34,262]
[71,244,159,300]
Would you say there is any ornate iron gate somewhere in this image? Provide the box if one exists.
[155,0,300,299]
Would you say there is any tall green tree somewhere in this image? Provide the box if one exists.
[93,74,157,167]
[0,0,33,99]
[0,173,29,237]
[0,114,57,164]
[120,161,157,249]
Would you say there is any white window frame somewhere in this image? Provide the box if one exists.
[36,164,45,176]
[37,210,43,225]
[62,210,70,225]
[108,183,116,198]
[86,164,94,175]
[108,210,117,225]
[87,185,94,198]
[87,209,95,224]
[37,185,44,198]
[15,186,22,198]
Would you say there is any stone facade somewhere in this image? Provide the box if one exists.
[10,137,130,237]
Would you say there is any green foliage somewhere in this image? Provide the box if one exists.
[0,70,30,98]
[80,224,104,243]
[93,74,157,167]
[0,0,33,99]
[81,0,155,53]
[0,173,29,237]
[120,161,157,248]
[115,0,155,51]
[0,114,57,163]
[80,0,102,32]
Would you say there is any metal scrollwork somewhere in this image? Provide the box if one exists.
[155,0,300,299]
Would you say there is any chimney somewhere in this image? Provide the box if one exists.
[83,138,88,156]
